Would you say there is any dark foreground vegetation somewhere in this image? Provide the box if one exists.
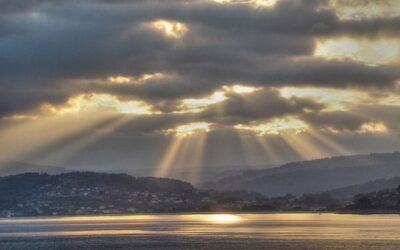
[346,185,400,212]
[0,172,399,217]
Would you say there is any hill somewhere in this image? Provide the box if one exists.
[0,161,68,176]
[202,152,400,196]
[2,171,399,217]
[0,172,268,217]
[323,176,400,201]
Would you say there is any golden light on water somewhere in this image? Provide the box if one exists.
[206,214,242,224]
[3,214,400,241]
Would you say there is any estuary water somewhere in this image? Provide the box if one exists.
[1,213,400,249]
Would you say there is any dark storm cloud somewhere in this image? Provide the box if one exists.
[1,0,400,118]
[108,88,325,135]
[198,88,324,125]
[115,113,196,135]
[93,75,216,101]
[302,111,370,131]
[352,104,400,132]
[112,101,400,136]
[342,17,400,38]
[88,56,399,105]
[0,88,68,116]
[301,104,400,134]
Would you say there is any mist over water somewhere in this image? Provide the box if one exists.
[1,213,400,249]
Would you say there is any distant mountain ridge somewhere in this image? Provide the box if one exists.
[0,161,68,176]
[323,176,400,201]
[3,152,400,199]
[202,152,400,197]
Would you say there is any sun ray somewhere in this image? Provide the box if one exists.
[36,115,134,165]
[154,131,208,184]
[255,136,281,165]
[237,131,272,166]
[307,129,350,156]
[154,121,214,179]
[154,136,185,178]
[280,132,327,160]
[193,133,208,182]
[0,113,114,163]
[172,133,207,183]
[16,115,124,165]
[235,131,254,166]
[185,132,208,184]
[172,136,193,175]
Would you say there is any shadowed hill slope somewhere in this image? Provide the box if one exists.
[202,152,400,196]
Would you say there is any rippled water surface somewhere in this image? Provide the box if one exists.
[1,213,400,249]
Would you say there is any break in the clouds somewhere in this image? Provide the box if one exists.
[0,0,399,178]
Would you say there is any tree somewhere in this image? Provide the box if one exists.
[354,196,373,210]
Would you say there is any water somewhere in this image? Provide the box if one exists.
[1,213,400,249]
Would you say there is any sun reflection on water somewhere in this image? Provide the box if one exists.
[206,214,242,224]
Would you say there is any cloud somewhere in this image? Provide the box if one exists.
[0,0,399,119]
[302,111,369,131]
[90,88,325,136]
[353,104,400,132]
[198,88,324,125]
[302,103,400,134]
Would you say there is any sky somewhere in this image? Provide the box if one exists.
[0,0,400,182]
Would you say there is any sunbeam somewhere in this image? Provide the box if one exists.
[255,136,281,165]
[0,113,115,164]
[173,137,193,175]
[281,132,328,160]
[187,132,208,184]
[36,115,134,165]
[307,129,350,156]
[237,131,270,166]
[154,136,185,178]
[154,131,208,184]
